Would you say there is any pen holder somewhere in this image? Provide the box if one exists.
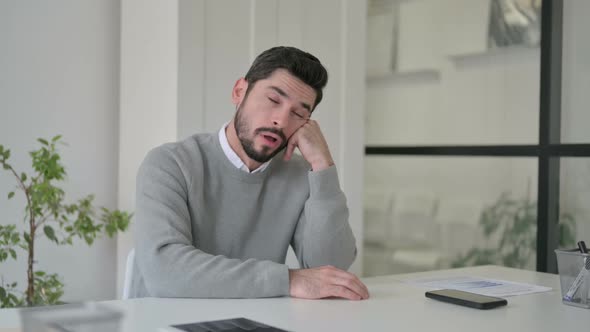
[555,249,590,309]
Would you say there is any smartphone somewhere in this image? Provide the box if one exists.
[425,289,507,309]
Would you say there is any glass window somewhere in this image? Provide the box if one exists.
[363,0,588,274]
[366,0,540,146]
[364,156,538,276]
[559,158,590,249]
[561,0,590,143]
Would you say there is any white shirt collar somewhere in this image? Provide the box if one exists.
[218,122,271,173]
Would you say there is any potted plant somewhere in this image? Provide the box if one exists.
[451,192,576,269]
[0,136,131,307]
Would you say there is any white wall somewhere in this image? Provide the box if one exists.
[117,0,367,295]
[0,0,121,302]
[117,0,179,298]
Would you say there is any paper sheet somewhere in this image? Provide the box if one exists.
[406,276,552,297]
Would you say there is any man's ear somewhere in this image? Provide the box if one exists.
[232,78,248,107]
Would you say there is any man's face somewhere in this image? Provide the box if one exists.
[232,69,317,163]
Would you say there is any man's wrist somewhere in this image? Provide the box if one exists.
[310,158,334,172]
[288,269,297,297]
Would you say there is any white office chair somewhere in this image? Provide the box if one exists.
[122,249,135,300]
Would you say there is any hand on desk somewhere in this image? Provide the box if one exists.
[289,265,370,300]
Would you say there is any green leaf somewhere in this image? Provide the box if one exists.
[9,249,16,260]
[44,226,57,243]
[20,172,27,182]
[0,287,5,299]
[23,231,31,244]
[35,271,46,276]
[11,232,19,244]
[8,293,20,306]
[52,135,62,142]
[37,138,49,146]
[7,192,14,199]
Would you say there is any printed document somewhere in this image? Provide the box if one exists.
[406,276,551,297]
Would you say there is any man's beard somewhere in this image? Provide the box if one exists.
[234,105,288,163]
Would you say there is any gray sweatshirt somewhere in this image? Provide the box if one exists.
[129,133,356,298]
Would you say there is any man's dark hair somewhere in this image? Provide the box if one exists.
[244,46,328,110]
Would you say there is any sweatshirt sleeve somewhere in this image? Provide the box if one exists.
[134,147,290,298]
[290,165,357,270]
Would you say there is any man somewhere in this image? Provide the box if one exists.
[130,46,369,301]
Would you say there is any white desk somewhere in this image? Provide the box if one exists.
[1,265,588,331]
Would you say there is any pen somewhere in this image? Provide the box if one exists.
[578,241,588,254]
[564,241,590,302]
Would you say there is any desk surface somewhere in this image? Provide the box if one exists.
[1,265,589,331]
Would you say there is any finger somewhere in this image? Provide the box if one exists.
[332,275,369,299]
[361,281,370,299]
[283,141,296,161]
[348,277,370,299]
[324,267,369,299]
[306,120,321,134]
[283,136,298,161]
[346,273,370,298]
[328,285,363,301]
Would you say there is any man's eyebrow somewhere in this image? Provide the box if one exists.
[269,86,312,112]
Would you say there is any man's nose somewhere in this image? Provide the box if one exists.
[272,107,290,127]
